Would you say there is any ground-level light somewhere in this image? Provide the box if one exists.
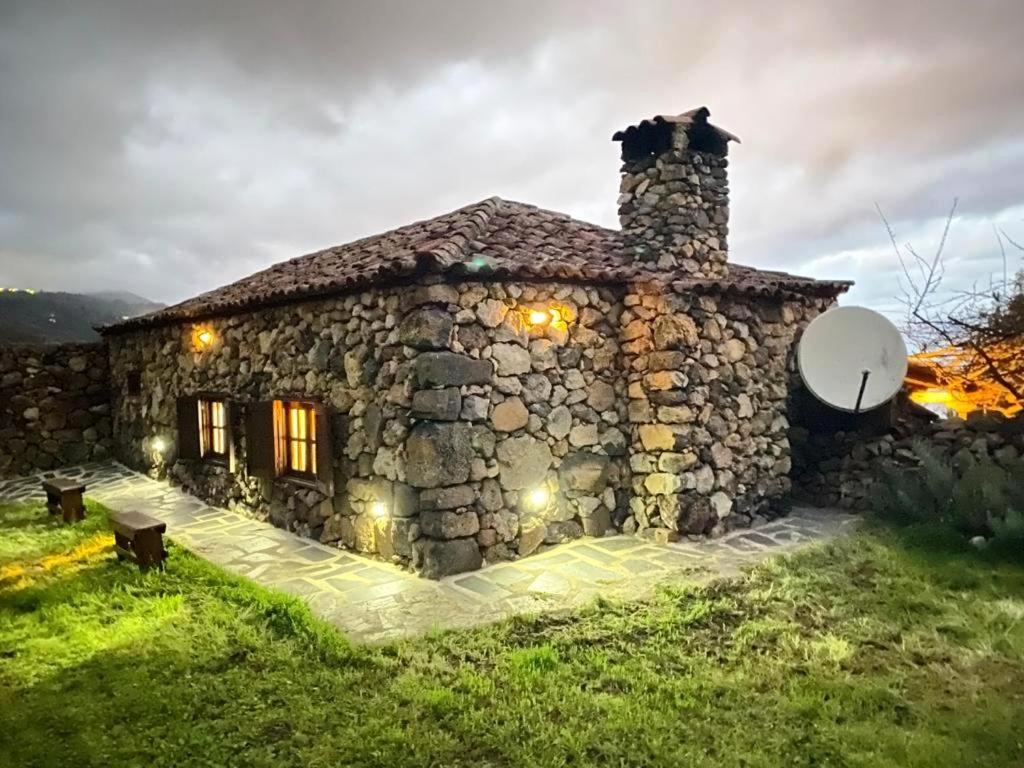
[526,485,549,510]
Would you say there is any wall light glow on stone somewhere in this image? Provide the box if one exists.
[192,326,215,350]
[152,437,166,453]
[369,501,388,519]
[526,486,549,509]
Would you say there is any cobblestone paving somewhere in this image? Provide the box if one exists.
[0,462,858,643]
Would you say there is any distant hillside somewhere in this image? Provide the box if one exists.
[0,290,165,344]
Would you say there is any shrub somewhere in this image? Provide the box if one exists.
[871,439,1024,544]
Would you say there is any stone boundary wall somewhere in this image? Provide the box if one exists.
[0,343,112,478]
[791,412,1024,509]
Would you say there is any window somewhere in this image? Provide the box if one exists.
[246,399,332,494]
[198,398,229,460]
[275,400,317,477]
[126,371,142,395]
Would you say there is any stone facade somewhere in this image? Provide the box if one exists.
[107,273,831,577]
[791,411,1024,509]
[0,343,112,478]
[622,285,832,538]
[99,105,849,578]
[399,281,628,576]
[108,289,408,553]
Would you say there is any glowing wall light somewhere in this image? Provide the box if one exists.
[368,501,388,519]
[529,309,550,326]
[191,325,216,350]
[151,436,167,454]
[526,485,550,510]
[523,305,570,331]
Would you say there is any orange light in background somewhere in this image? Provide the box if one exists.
[192,326,215,350]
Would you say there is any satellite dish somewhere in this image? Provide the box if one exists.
[798,306,908,413]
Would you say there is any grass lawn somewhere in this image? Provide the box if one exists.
[1,501,1023,768]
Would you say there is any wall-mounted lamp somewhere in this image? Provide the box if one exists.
[151,437,167,454]
[192,325,216,351]
[368,501,388,519]
[523,305,569,331]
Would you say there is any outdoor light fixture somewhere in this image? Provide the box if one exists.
[523,305,570,331]
[368,501,388,519]
[529,309,549,326]
[526,485,549,510]
[192,325,216,350]
[151,437,167,454]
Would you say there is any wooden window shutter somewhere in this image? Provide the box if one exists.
[246,401,276,477]
[176,395,200,461]
[224,400,237,472]
[313,402,334,495]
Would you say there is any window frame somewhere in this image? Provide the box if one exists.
[197,395,230,464]
[277,399,318,481]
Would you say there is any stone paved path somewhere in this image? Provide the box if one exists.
[0,462,857,643]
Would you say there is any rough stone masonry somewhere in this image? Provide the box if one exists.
[96,106,849,578]
[0,343,112,478]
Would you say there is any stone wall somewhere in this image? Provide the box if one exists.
[791,411,1024,509]
[399,281,627,577]
[617,136,730,278]
[0,343,112,478]
[621,285,832,539]
[108,276,828,578]
[108,289,409,556]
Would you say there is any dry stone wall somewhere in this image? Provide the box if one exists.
[0,343,112,478]
[621,287,832,539]
[792,411,1024,509]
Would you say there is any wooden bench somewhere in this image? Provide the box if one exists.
[42,478,86,523]
[110,511,168,571]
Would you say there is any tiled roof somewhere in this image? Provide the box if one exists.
[102,197,851,333]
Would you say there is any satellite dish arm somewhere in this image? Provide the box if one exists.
[854,369,871,414]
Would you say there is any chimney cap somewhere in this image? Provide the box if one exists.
[613,106,740,159]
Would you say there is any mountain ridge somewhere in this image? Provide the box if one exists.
[0,290,165,344]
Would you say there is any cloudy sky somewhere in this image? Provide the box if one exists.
[1,0,1022,319]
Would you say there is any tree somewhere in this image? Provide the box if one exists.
[878,199,1024,413]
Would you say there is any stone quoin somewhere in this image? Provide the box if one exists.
[91,106,851,578]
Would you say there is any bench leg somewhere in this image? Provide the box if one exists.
[46,490,60,515]
[61,490,85,524]
[134,530,166,571]
[114,531,130,561]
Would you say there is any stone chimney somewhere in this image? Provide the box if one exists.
[613,107,739,279]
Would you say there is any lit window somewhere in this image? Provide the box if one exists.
[278,401,317,477]
[198,398,228,460]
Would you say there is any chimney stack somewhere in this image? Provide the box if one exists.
[613,107,738,279]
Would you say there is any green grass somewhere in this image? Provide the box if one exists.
[2,501,1023,768]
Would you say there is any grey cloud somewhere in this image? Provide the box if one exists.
[0,0,1022,310]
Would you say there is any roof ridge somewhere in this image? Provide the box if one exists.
[413,197,501,271]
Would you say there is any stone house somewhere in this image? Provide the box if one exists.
[101,107,850,578]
